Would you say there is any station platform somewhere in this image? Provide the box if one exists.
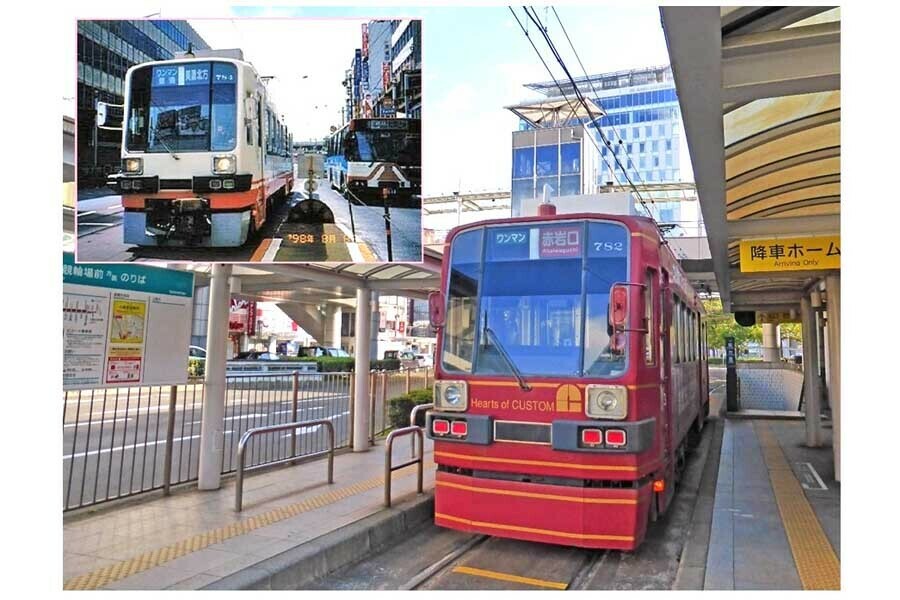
[687,416,840,590]
[63,439,436,590]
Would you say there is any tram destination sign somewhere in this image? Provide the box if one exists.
[739,235,840,273]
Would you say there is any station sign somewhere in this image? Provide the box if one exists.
[63,254,194,389]
[739,235,840,273]
[756,311,800,324]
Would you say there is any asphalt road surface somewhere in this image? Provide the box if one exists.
[74,173,421,263]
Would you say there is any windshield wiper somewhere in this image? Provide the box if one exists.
[481,313,531,391]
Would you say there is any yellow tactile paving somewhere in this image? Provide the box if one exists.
[755,423,840,590]
[63,460,433,591]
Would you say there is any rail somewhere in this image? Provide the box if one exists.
[235,419,335,512]
[409,403,434,458]
[384,426,424,508]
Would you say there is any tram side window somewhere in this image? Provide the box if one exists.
[644,270,655,366]
[441,229,483,374]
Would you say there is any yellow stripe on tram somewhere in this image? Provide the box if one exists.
[452,565,568,590]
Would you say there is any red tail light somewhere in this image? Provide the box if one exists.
[450,421,468,436]
[605,429,627,447]
[581,429,603,446]
[611,285,628,327]
[433,419,450,435]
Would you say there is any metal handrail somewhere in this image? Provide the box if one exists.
[384,426,425,507]
[409,403,434,458]
[235,419,335,512]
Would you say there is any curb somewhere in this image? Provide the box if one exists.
[673,417,725,590]
[203,493,435,590]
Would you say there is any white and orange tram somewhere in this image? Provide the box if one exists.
[117,49,294,247]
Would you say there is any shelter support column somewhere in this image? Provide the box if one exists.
[762,323,780,362]
[825,274,840,482]
[199,263,232,490]
[801,294,822,447]
[353,288,372,452]
[326,304,342,349]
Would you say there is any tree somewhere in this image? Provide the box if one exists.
[702,298,762,356]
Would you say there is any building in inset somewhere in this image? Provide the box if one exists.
[507,65,690,218]
[76,20,209,187]
[344,19,421,122]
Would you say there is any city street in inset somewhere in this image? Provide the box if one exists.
[75,18,421,263]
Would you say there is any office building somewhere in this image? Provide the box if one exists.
[76,20,209,186]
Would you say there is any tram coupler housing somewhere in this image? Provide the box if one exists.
[145,197,212,243]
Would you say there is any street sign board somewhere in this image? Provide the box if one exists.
[757,311,801,324]
[739,235,840,273]
[63,254,194,389]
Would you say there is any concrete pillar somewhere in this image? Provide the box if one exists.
[801,295,822,447]
[325,304,342,349]
[353,288,372,451]
[198,263,232,490]
[762,323,780,362]
[369,292,380,360]
[825,274,840,482]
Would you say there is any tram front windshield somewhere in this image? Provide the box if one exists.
[441,221,629,379]
[125,61,237,154]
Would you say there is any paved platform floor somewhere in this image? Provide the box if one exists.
[63,439,435,590]
[705,418,839,590]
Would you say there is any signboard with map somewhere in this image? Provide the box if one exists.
[63,254,194,389]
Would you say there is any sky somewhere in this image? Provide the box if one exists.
[225,5,672,195]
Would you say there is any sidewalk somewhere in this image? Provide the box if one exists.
[704,418,840,590]
[63,438,435,590]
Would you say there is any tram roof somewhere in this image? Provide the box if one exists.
[661,6,840,312]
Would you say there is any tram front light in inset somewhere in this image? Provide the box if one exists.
[586,385,627,420]
[123,157,143,175]
[212,155,236,175]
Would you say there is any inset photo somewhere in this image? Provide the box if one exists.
[75,18,422,263]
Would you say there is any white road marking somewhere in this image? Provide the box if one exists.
[796,461,828,490]
[262,237,282,262]
[63,430,234,460]
[77,211,97,218]
[64,417,131,429]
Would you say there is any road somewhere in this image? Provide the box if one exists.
[74,173,422,262]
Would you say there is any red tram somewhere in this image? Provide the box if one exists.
[426,209,709,550]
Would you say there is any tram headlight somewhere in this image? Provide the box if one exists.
[586,385,627,420]
[434,380,468,412]
[212,155,236,175]
[123,157,143,175]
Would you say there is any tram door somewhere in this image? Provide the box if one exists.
[659,269,676,511]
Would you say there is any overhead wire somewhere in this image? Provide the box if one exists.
[520,6,664,230]
[507,7,626,193]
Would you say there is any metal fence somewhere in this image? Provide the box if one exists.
[62,368,431,511]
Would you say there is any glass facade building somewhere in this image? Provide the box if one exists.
[519,65,685,188]
[76,20,209,186]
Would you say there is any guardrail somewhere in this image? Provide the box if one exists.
[63,367,431,511]
[384,426,425,508]
[409,403,434,458]
[235,419,335,512]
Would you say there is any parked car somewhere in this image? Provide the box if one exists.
[414,353,433,367]
[297,346,350,358]
[233,351,281,361]
[189,345,207,360]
